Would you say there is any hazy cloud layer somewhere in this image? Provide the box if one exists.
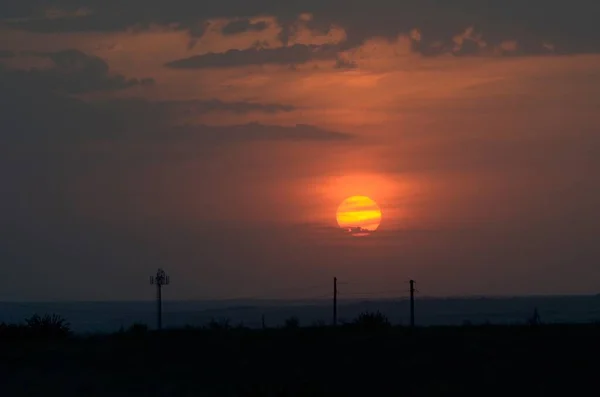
[94,98,295,121]
[222,18,269,36]
[1,49,154,94]
[334,57,358,69]
[0,46,346,147]
[0,86,346,146]
[2,1,599,55]
[166,44,339,68]
[166,123,352,143]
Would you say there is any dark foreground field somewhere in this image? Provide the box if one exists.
[1,320,599,396]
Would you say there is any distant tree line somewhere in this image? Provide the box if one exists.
[0,308,548,340]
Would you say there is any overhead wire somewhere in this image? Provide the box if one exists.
[187,279,419,303]
[190,282,331,302]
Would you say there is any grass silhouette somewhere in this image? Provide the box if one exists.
[352,310,391,330]
[284,316,300,329]
[1,311,598,396]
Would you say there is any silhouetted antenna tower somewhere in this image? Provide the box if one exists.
[149,268,170,330]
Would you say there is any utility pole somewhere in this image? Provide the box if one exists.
[150,268,170,331]
[333,277,338,327]
[409,279,416,328]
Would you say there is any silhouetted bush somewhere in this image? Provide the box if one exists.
[25,314,71,338]
[284,316,300,329]
[207,318,231,331]
[234,322,249,331]
[127,323,149,335]
[353,311,391,330]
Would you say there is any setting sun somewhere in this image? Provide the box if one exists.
[336,196,382,236]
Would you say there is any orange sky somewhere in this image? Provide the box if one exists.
[1,3,600,300]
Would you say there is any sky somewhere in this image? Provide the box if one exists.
[1,0,599,300]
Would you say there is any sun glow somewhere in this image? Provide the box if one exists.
[336,196,382,236]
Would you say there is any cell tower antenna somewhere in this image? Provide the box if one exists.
[149,268,170,330]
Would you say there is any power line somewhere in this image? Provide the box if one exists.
[188,283,331,302]
[338,290,410,297]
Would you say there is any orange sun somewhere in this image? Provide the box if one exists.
[336,196,382,236]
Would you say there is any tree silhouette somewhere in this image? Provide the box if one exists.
[25,314,71,338]
[353,311,391,330]
[284,316,300,329]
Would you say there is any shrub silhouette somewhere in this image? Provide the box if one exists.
[25,314,71,338]
[207,318,231,331]
[127,322,149,335]
[353,311,391,330]
[284,316,300,329]
[234,322,249,331]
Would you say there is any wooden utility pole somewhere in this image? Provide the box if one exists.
[409,279,415,328]
[333,277,338,327]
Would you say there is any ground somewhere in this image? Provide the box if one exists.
[1,323,599,396]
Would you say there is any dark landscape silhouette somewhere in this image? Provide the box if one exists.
[2,303,600,396]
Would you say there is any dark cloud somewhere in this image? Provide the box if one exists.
[0,65,349,147]
[2,49,153,94]
[188,20,210,37]
[165,122,352,144]
[165,43,339,69]
[99,98,295,117]
[0,73,111,145]
[2,1,599,55]
[83,98,297,135]
[1,4,201,33]
[0,50,15,58]
[222,19,268,36]
[334,57,357,69]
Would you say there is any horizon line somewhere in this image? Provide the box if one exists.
[1,293,599,304]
